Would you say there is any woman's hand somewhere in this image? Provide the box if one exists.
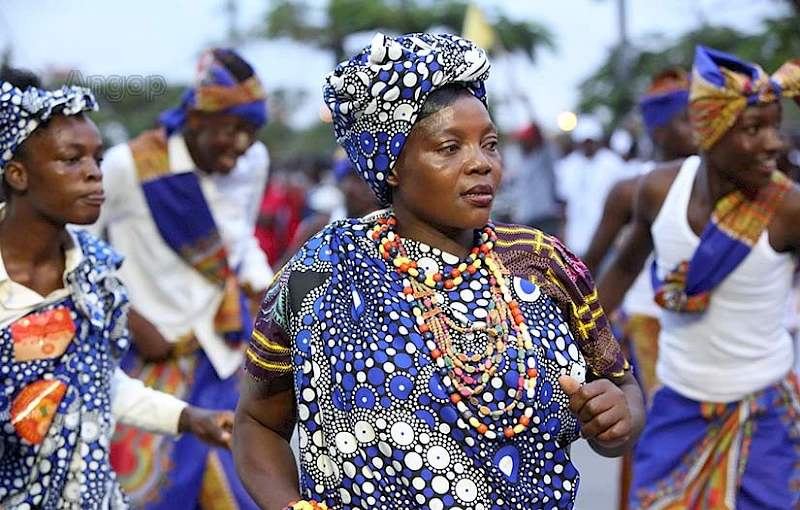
[178,406,234,449]
[559,373,645,456]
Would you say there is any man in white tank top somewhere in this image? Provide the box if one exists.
[598,46,800,509]
[583,67,696,510]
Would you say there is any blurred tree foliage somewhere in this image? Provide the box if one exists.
[258,0,554,62]
[578,12,800,127]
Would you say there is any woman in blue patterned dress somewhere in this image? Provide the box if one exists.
[233,33,645,510]
[0,68,235,509]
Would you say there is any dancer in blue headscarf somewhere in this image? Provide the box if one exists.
[598,47,800,509]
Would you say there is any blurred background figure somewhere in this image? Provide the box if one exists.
[610,127,638,163]
[302,157,344,225]
[327,153,382,222]
[93,48,269,510]
[255,161,309,267]
[276,152,381,268]
[556,114,632,257]
[505,122,563,235]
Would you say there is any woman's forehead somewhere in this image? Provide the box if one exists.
[740,101,781,121]
[413,96,495,135]
[34,115,102,150]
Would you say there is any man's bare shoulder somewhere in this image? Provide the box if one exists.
[637,159,685,221]
[776,180,800,228]
[770,179,800,253]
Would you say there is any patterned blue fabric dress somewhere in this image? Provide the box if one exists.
[0,230,130,509]
[249,212,590,509]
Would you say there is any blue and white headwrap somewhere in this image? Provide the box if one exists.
[0,82,98,170]
[324,32,491,206]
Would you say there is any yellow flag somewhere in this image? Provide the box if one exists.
[462,3,495,51]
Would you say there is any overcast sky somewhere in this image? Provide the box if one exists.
[1,0,787,132]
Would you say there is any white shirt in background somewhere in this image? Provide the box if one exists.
[621,161,661,318]
[556,147,633,257]
[89,134,273,379]
[0,227,187,435]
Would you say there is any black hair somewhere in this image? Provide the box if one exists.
[1,66,45,167]
[0,65,42,90]
[212,49,256,82]
[416,83,476,123]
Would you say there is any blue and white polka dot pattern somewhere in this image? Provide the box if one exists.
[277,211,588,509]
[0,82,98,170]
[324,33,490,206]
[0,230,130,508]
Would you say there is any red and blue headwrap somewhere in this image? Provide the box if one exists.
[689,45,800,150]
[160,48,268,136]
[638,67,690,137]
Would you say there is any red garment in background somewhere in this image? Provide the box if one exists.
[255,178,306,268]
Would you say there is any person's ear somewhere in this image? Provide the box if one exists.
[650,126,667,150]
[186,110,202,133]
[4,159,30,193]
[387,159,402,188]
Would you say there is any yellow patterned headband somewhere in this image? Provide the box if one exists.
[194,76,266,113]
[689,45,800,151]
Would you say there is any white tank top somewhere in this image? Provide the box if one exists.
[622,254,660,317]
[651,155,796,402]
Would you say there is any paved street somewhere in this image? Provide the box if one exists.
[572,439,622,510]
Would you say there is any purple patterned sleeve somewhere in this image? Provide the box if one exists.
[493,223,629,380]
[244,266,293,385]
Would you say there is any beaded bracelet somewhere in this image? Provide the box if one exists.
[283,500,330,510]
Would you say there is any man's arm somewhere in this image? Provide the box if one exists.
[233,376,301,510]
[769,183,800,256]
[596,168,669,314]
[111,368,233,448]
[111,367,187,434]
[127,308,174,362]
[582,176,640,273]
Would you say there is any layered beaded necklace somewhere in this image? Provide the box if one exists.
[370,214,540,440]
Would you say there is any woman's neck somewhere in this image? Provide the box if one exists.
[391,207,476,259]
[0,202,65,269]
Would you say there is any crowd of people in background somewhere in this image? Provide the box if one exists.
[265,106,800,278]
